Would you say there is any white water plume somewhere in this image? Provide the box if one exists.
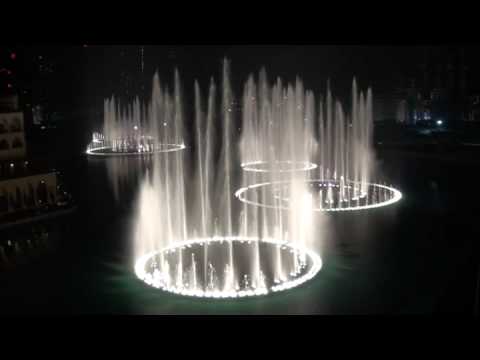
[131,59,399,298]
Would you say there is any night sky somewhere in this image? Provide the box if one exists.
[17,45,478,106]
[15,44,480,108]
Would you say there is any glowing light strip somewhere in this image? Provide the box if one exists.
[235,180,402,212]
[241,160,318,173]
[85,143,186,156]
[134,237,322,299]
[272,183,367,202]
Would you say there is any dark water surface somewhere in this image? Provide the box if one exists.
[1,129,478,315]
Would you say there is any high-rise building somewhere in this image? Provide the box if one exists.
[467,94,480,122]
[0,47,19,95]
[0,47,75,270]
[373,88,405,123]
[396,46,469,127]
[0,92,58,216]
[0,105,26,161]
[28,50,62,128]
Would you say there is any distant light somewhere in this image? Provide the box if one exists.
[436,120,443,126]
[10,163,14,168]
[7,84,12,88]
[10,53,16,60]
[133,125,138,131]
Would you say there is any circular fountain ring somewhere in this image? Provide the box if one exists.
[241,160,317,173]
[235,179,402,212]
[135,237,322,299]
[86,143,186,157]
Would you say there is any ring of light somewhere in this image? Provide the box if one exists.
[235,180,402,212]
[134,237,322,299]
[241,160,318,173]
[86,143,186,156]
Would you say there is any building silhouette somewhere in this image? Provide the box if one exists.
[0,93,57,216]
[397,46,473,126]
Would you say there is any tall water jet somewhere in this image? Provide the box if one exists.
[134,60,323,298]
[133,58,401,299]
[236,76,401,213]
[86,71,186,157]
[86,71,187,202]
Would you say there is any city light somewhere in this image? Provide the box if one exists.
[436,119,443,126]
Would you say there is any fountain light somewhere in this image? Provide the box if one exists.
[235,179,402,212]
[135,237,322,299]
[86,142,186,156]
[241,160,318,173]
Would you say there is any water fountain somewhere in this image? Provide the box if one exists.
[132,59,401,299]
[86,71,187,202]
[236,75,402,212]
[86,72,186,156]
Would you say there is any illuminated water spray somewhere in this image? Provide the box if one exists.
[236,74,402,212]
[86,71,186,202]
[86,71,186,156]
[132,59,401,299]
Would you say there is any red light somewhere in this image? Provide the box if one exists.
[10,53,16,60]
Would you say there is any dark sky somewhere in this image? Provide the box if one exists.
[75,45,421,106]
[103,45,420,91]
[14,44,480,122]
